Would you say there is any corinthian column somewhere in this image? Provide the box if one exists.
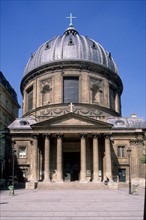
[31,134,38,182]
[92,133,100,182]
[80,133,87,182]
[44,134,51,182]
[56,133,63,182]
[104,134,112,180]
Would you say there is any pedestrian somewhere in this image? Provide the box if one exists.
[8,185,14,195]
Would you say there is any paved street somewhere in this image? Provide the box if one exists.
[0,187,145,220]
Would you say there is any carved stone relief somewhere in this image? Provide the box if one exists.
[39,106,103,119]
[90,78,103,104]
[40,78,52,105]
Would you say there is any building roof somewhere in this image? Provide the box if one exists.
[8,114,146,131]
[107,114,146,129]
[0,71,19,104]
[8,117,37,130]
[23,25,118,77]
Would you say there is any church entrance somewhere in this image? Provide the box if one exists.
[63,152,80,181]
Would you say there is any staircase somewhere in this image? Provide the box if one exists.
[37,181,109,190]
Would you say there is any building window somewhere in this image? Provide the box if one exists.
[27,86,33,111]
[19,146,27,158]
[117,146,125,158]
[20,120,29,126]
[110,86,116,110]
[63,77,79,103]
[6,100,8,108]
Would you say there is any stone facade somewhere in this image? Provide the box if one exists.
[8,24,146,188]
[0,71,20,181]
[0,72,19,129]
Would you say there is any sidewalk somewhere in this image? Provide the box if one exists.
[0,187,145,220]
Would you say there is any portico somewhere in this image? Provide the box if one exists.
[30,114,113,184]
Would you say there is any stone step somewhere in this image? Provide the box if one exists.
[37,181,109,190]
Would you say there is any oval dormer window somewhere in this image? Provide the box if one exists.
[115,120,125,126]
[20,120,29,126]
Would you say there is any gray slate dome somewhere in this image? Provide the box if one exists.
[24,26,118,76]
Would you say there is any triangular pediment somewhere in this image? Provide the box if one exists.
[31,113,112,129]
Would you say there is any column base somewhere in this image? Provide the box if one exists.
[92,172,100,183]
[80,179,88,183]
[25,181,38,189]
[108,182,118,189]
[54,179,63,183]
[92,179,101,183]
[43,179,51,182]
[80,171,87,182]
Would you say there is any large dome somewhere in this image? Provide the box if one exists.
[23,25,118,76]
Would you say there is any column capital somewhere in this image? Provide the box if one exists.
[43,133,52,139]
[92,133,101,138]
[80,133,87,138]
[31,133,39,139]
[55,133,64,139]
[103,133,112,139]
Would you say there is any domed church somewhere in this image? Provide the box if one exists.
[9,15,146,189]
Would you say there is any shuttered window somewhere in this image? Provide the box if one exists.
[117,146,125,158]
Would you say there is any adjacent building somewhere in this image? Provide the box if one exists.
[8,22,146,189]
[0,71,20,181]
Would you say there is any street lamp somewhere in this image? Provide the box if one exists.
[127,147,132,194]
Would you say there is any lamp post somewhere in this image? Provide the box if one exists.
[127,147,132,194]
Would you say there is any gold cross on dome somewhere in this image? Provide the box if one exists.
[66,13,76,26]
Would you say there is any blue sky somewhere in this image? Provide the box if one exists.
[0,0,145,119]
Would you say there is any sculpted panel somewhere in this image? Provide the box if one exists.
[40,78,52,105]
[90,78,103,105]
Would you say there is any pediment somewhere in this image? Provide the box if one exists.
[31,113,112,129]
